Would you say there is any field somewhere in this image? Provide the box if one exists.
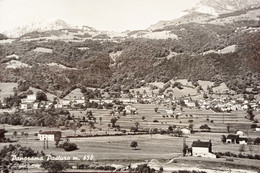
[0,82,17,101]
[1,103,259,172]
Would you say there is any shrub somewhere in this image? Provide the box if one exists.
[255,154,260,160]
[153,119,159,123]
[63,142,78,151]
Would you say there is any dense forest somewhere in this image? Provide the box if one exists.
[0,21,259,97]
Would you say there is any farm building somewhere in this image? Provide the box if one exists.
[236,130,244,136]
[62,100,71,108]
[119,98,138,104]
[237,137,248,145]
[25,94,37,103]
[20,103,28,110]
[255,126,260,132]
[191,140,216,158]
[181,128,191,134]
[165,109,174,115]
[38,131,62,141]
[226,134,239,144]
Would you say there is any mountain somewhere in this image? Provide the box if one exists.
[0,1,259,96]
[3,19,73,38]
[149,0,260,30]
[199,0,260,13]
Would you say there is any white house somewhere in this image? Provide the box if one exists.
[20,103,28,110]
[119,98,138,104]
[38,131,62,141]
[192,140,216,158]
[186,102,196,108]
[237,137,248,145]
[165,109,174,115]
[33,103,39,109]
[255,126,260,132]
[62,100,71,107]
[124,105,137,114]
[181,128,191,134]
[236,130,244,136]
[26,94,37,103]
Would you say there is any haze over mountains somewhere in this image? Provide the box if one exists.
[0,0,259,97]
[1,0,260,38]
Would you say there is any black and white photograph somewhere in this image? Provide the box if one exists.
[0,0,260,172]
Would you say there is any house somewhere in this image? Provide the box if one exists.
[237,137,248,145]
[33,102,40,109]
[226,134,239,144]
[236,130,244,136]
[165,109,174,115]
[119,98,138,104]
[38,131,62,141]
[255,126,260,132]
[191,140,216,158]
[124,105,137,114]
[20,103,28,110]
[74,99,85,105]
[26,94,37,103]
[186,102,196,108]
[62,100,71,108]
[181,128,191,134]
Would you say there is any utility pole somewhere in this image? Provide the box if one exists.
[43,138,45,150]
[47,138,49,149]
[183,136,187,156]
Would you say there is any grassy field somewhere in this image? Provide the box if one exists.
[0,82,17,101]
[1,104,259,160]
[0,103,259,173]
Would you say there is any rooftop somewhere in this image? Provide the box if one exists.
[40,131,61,135]
[192,140,211,148]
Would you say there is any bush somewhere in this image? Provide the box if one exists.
[63,142,78,151]
[255,154,260,160]
[153,119,159,123]
[248,154,255,159]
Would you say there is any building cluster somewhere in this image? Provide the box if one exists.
[19,94,86,111]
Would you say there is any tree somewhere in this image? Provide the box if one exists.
[41,160,69,172]
[247,105,255,120]
[13,131,17,138]
[221,135,226,143]
[154,107,158,113]
[36,91,47,101]
[135,122,140,130]
[130,141,138,150]
[239,144,245,153]
[200,124,211,132]
[88,121,95,135]
[63,142,78,151]
[227,124,230,133]
[203,92,208,99]
[168,126,173,134]
[110,117,118,127]
[182,144,188,156]
[189,123,194,133]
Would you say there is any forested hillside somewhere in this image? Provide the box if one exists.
[0,11,259,97]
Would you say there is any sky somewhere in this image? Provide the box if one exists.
[0,0,200,32]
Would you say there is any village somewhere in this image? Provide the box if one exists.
[0,80,260,172]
